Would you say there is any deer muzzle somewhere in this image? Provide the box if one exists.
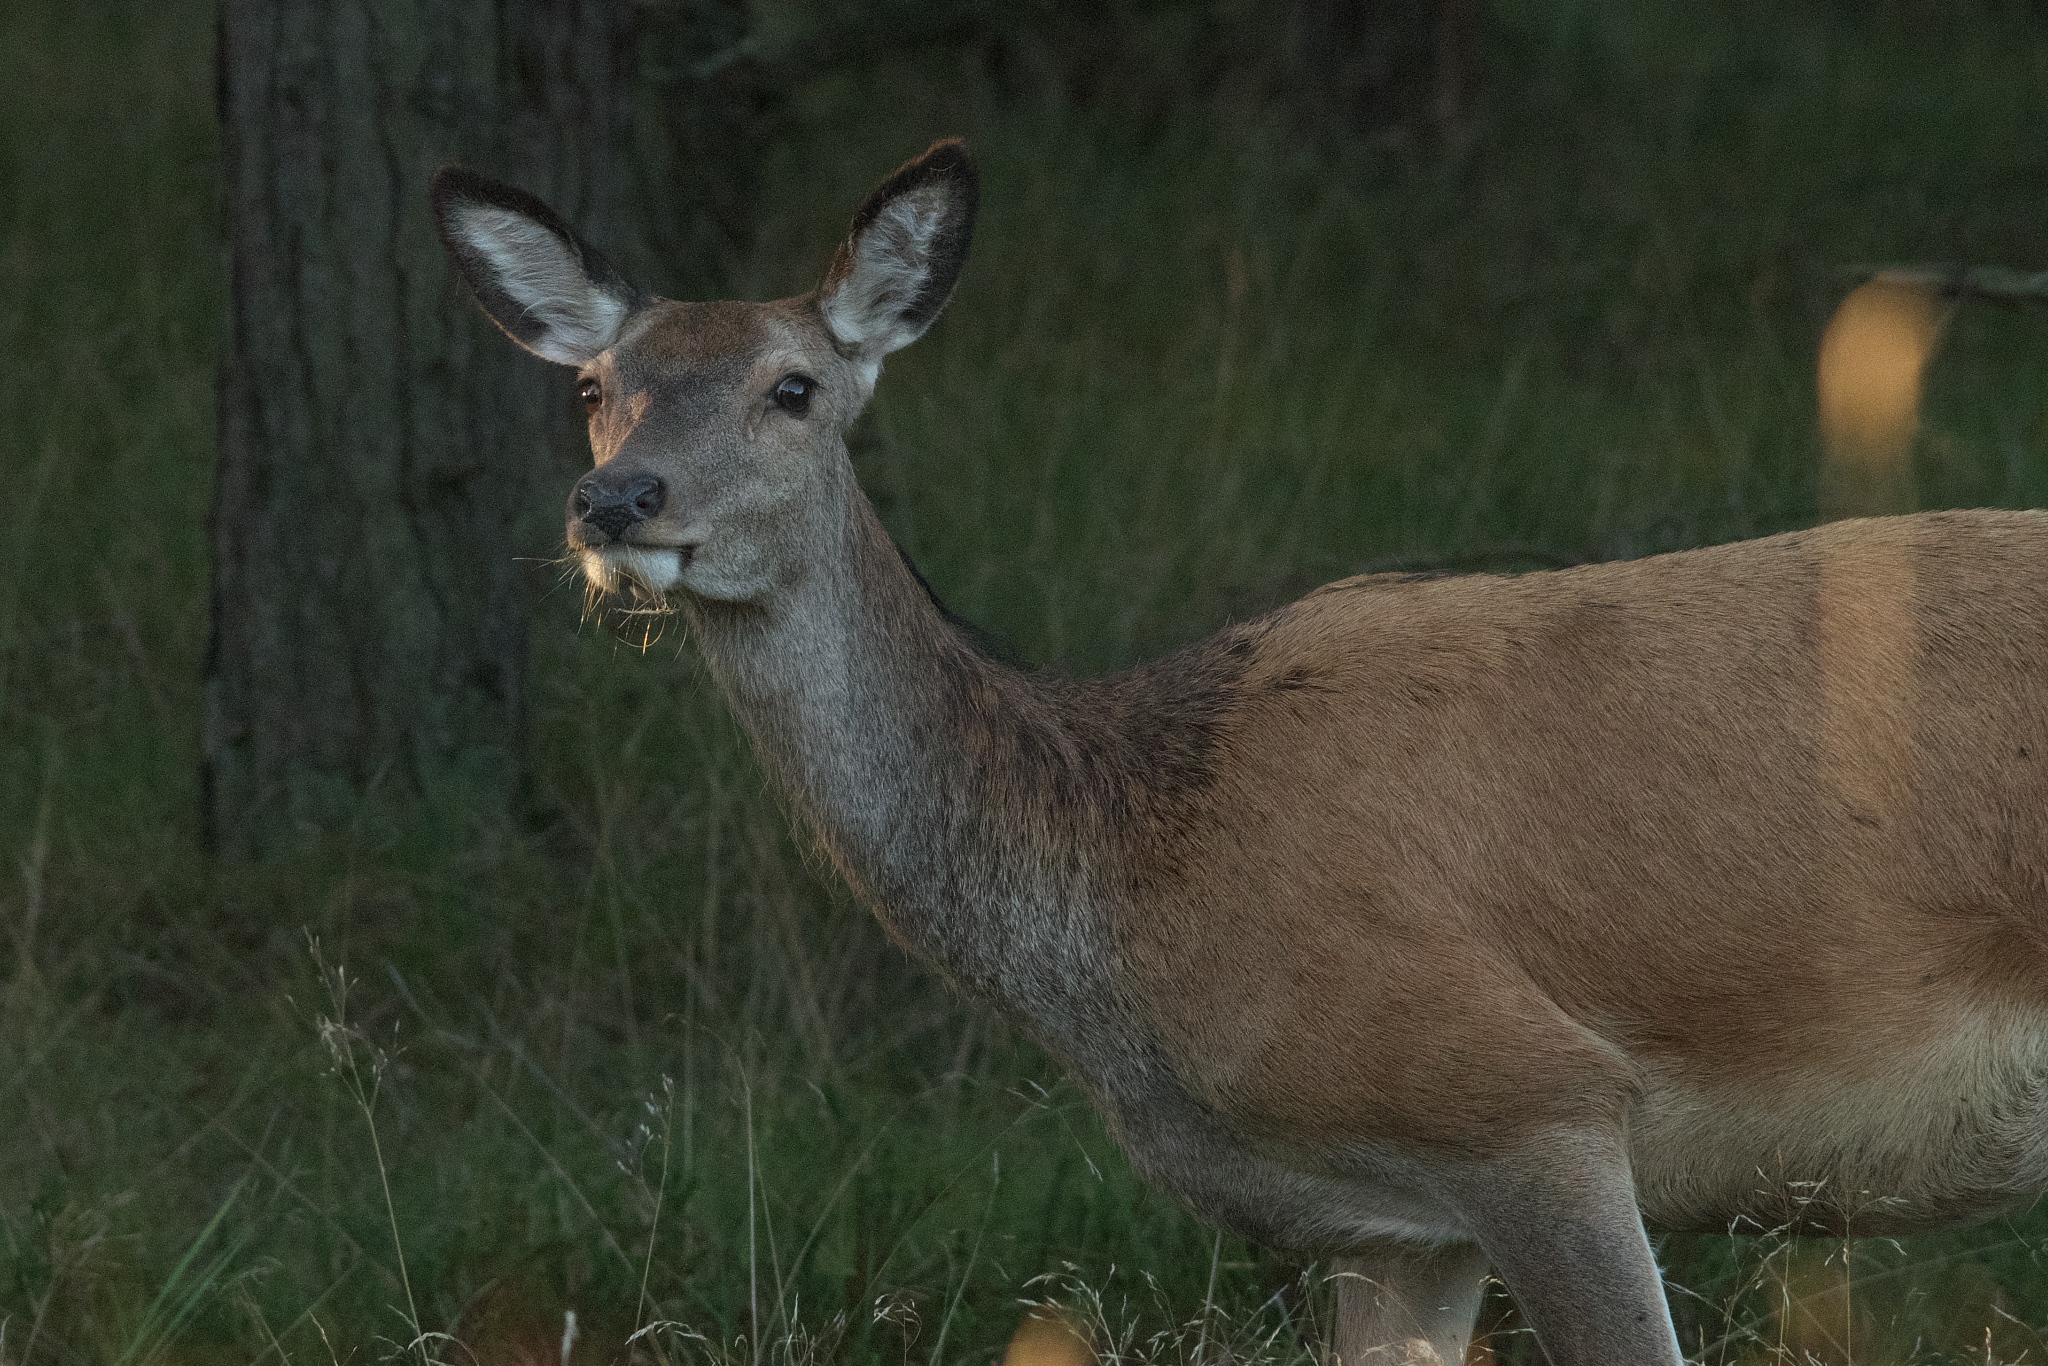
[569,468,666,546]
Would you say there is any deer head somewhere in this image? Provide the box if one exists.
[431,141,978,605]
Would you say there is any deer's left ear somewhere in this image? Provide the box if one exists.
[817,139,979,364]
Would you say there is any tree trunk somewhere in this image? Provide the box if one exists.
[207,0,754,857]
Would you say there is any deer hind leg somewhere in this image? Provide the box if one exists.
[1330,1240,1491,1366]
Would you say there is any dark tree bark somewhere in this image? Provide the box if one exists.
[207,0,756,856]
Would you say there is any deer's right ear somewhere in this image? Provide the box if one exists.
[431,167,639,366]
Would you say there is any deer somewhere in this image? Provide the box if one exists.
[432,140,2048,1366]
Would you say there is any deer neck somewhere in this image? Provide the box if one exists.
[677,468,1108,1006]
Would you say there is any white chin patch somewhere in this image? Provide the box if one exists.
[583,546,683,595]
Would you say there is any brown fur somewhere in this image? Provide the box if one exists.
[1106,512,2048,1177]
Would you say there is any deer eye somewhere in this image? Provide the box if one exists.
[773,374,814,418]
[578,377,602,408]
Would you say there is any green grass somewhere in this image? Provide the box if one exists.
[5,1,2048,1361]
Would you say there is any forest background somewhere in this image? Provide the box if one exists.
[5,0,2048,1362]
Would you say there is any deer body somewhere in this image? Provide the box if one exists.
[435,143,2048,1366]
[703,487,2048,1244]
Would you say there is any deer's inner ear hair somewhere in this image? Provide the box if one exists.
[773,374,815,418]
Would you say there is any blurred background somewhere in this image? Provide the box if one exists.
[4,0,2048,1361]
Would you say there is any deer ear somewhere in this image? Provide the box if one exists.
[431,167,640,366]
[818,140,979,365]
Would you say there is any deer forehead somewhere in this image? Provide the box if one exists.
[607,300,850,406]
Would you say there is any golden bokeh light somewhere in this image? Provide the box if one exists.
[1816,278,1951,520]
[1001,1307,1096,1366]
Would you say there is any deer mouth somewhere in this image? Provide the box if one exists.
[581,542,694,596]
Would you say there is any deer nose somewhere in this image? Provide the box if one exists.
[571,471,666,543]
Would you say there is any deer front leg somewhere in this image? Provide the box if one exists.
[1445,1129,1684,1366]
[1330,1240,1491,1366]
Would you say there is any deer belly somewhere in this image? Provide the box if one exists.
[1627,1018,2048,1235]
